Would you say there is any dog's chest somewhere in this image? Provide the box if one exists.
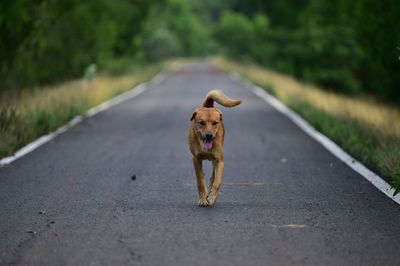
[196,151,216,161]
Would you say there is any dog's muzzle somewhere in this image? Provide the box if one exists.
[202,133,214,150]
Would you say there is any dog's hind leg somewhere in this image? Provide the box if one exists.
[207,160,224,206]
[193,157,209,206]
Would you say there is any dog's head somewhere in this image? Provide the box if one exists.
[190,107,223,150]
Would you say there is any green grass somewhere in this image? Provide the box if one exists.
[0,60,184,159]
[290,100,399,189]
[215,57,400,195]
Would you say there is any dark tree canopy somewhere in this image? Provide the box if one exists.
[1,0,399,104]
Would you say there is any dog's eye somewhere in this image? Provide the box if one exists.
[212,121,218,126]
[199,121,206,126]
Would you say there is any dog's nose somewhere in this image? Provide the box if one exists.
[205,133,213,140]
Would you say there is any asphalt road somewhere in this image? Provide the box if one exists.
[1,61,400,266]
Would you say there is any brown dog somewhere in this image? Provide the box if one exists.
[188,90,242,206]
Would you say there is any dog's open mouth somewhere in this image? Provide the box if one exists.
[203,139,213,150]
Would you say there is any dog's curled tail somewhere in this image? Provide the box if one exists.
[202,90,242,108]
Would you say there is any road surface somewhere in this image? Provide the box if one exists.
[1,61,399,266]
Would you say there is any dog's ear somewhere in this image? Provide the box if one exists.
[190,111,197,121]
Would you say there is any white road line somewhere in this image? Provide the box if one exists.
[229,72,400,205]
[151,72,167,87]
[270,224,308,229]
[0,72,167,166]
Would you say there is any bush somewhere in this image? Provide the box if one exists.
[213,11,271,60]
[145,28,183,61]
[138,0,217,61]
[213,11,256,56]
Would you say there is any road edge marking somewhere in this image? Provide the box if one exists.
[0,71,167,166]
[229,72,400,205]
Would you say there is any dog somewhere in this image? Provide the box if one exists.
[188,90,242,206]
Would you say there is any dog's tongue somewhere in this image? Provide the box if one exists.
[203,140,212,150]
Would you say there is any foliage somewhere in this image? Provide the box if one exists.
[210,0,400,103]
[1,0,399,103]
[138,0,216,61]
[0,0,155,90]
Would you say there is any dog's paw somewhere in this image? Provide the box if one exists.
[207,194,218,206]
[198,198,209,207]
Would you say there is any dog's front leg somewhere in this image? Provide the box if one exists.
[209,167,215,191]
[193,157,209,206]
[207,160,224,206]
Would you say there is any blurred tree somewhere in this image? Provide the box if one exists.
[0,0,156,90]
[230,0,308,29]
[139,0,215,61]
[210,0,400,102]
[350,0,400,101]
[1,0,399,103]
[213,11,256,57]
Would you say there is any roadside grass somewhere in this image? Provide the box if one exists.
[0,59,184,159]
[214,57,400,195]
